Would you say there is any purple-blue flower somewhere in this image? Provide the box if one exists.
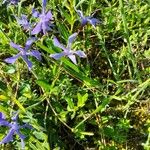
[16,15,32,30]
[50,33,86,64]
[4,38,41,70]
[0,112,32,149]
[31,0,53,35]
[10,0,18,4]
[76,10,100,28]
[2,0,19,5]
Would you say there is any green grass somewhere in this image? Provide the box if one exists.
[0,0,150,149]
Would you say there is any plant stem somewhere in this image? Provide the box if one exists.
[119,0,141,81]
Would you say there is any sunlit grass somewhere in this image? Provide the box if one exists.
[0,0,150,149]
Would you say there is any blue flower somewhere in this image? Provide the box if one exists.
[50,33,86,64]
[4,38,41,70]
[16,14,32,31]
[10,0,18,4]
[76,10,100,28]
[31,0,53,35]
[2,0,19,5]
[0,112,32,149]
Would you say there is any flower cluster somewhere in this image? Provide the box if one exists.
[4,0,100,70]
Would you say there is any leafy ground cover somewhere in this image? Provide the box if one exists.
[0,0,150,149]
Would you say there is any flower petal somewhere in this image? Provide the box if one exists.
[11,112,18,121]
[28,50,42,61]
[25,38,36,50]
[21,123,32,129]
[16,15,27,24]
[42,0,47,8]
[46,11,53,20]
[32,9,40,18]
[67,33,78,49]
[81,18,88,26]
[42,22,48,35]
[0,129,15,144]
[50,52,65,60]
[31,23,42,35]
[16,15,31,30]
[68,54,77,64]
[53,37,66,51]
[0,112,5,119]
[4,53,21,64]
[74,50,86,58]
[76,10,84,18]
[22,55,33,70]
[21,139,25,149]
[11,0,18,4]
[10,42,22,51]
[87,18,100,27]
[16,130,26,140]
[0,120,10,127]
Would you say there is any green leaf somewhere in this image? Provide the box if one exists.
[6,66,16,74]
[12,98,26,112]
[77,93,88,108]
[33,131,46,140]
[66,98,75,110]
[57,23,69,40]
[36,80,51,92]
[0,27,9,44]
[144,49,150,59]
[0,95,9,101]
[59,7,73,25]
[92,97,110,114]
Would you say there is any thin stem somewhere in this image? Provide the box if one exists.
[30,64,73,131]
[96,28,119,80]
[46,98,73,131]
